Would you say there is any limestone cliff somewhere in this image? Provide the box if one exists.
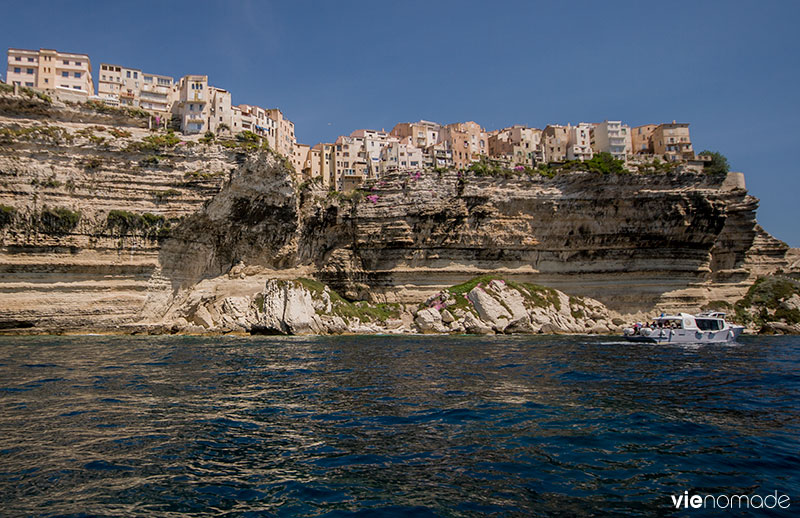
[0,91,797,333]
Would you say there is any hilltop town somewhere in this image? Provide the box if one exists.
[6,46,713,191]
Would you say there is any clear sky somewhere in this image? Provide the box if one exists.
[2,0,799,246]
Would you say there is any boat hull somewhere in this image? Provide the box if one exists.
[624,326,744,344]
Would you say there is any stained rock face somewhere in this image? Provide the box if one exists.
[190,277,621,336]
[1,92,798,333]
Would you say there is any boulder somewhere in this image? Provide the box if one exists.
[503,316,536,334]
[441,309,455,323]
[191,305,215,329]
[467,286,511,327]
[463,311,493,334]
[254,279,322,335]
[415,307,448,333]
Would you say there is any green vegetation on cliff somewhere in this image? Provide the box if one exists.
[0,204,16,228]
[38,207,81,235]
[734,276,800,328]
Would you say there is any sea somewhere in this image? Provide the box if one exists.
[0,334,798,517]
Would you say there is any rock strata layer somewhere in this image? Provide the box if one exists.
[0,92,797,334]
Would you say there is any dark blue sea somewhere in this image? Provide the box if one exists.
[0,334,798,517]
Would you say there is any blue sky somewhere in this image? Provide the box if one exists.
[2,0,799,246]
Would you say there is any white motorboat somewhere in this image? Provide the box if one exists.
[623,311,744,344]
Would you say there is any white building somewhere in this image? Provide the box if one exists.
[591,120,632,161]
[567,123,594,161]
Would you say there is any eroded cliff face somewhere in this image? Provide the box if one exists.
[0,94,237,330]
[1,92,796,333]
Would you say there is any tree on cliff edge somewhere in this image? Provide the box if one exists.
[698,150,730,174]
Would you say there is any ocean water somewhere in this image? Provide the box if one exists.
[0,334,798,517]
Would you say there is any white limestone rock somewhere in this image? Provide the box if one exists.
[415,307,448,333]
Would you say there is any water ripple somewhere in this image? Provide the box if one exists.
[0,334,798,516]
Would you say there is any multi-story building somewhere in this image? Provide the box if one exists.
[591,120,632,161]
[266,109,296,158]
[333,134,368,190]
[439,121,488,168]
[425,142,454,169]
[308,143,334,187]
[6,48,93,95]
[488,125,544,166]
[97,63,174,115]
[139,72,174,115]
[380,141,424,173]
[97,63,124,105]
[542,125,569,163]
[651,122,694,162]
[350,129,395,177]
[566,123,593,161]
[173,75,210,134]
[631,124,658,155]
[290,143,310,174]
[390,120,441,149]
[238,104,277,143]
[208,87,233,135]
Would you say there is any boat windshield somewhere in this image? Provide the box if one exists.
[696,318,723,331]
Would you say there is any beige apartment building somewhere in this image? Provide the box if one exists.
[651,122,694,162]
[139,73,174,114]
[426,142,454,169]
[350,129,395,177]
[290,144,310,174]
[380,141,424,174]
[488,125,544,166]
[631,124,657,154]
[542,125,569,163]
[7,48,93,95]
[308,143,334,187]
[438,121,487,169]
[238,104,277,143]
[98,64,145,107]
[390,120,441,149]
[333,134,368,190]
[173,75,210,134]
[591,120,632,161]
[97,63,174,115]
[208,87,234,135]
[266,109,297,158]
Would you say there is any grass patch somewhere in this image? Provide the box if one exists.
[153,189,180,202]
[85,100,149,119]
[126,130,181,152]
[293,278,402,323]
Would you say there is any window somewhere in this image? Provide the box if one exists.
[63,60,69,65]
[102,75,106,80]
[15,57,21,61]
[13,67,21,74]
[74,72,81,78]
[133,72,138,79]
[25,82,33,87]
[44,78,48,84]
[62,71,69,77]
[126,71,131,78]
[74,61,80,66]
[27,57,34,62]
[73,86,81,90]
